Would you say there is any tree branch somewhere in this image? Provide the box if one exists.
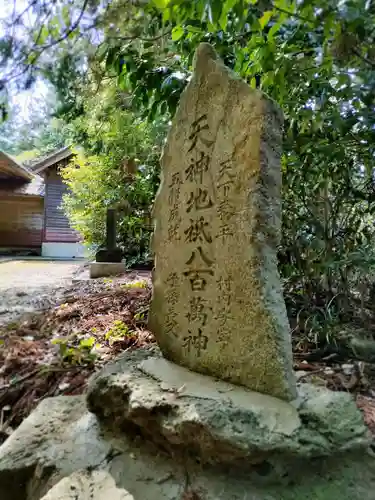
[352,48,375,69]
[3,0,90,87]
[106,29,172,43]
[38,0,90,51]
[8,0,39,27]
[272,4,313,23]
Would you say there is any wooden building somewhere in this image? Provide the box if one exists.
[0,147,84,258]
[0,151,44,252]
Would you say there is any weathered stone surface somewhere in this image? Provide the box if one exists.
[0,396,112,500]
[0,366,372,500]
[41,470,133,500]
[109,442,375,500]
[148,42,296,401]
[87,348,370,468]
[90,261,125,279]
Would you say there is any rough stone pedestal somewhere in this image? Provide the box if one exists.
[87,348,370,469]
[90,261,125,279]
[0,356,373,500]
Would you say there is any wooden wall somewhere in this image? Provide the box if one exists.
[43,165,80,243]
[0,196,44,249]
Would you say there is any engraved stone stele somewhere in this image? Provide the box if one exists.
[148,42,297,401]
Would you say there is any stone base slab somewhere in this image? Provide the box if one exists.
[87,347,370,468]
[0,357,374,499]
[42,242,85,259]
[89,261,125,279]
[0,396,112,500]
[41,470,133,500]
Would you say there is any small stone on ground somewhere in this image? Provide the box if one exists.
[41,470,133,500]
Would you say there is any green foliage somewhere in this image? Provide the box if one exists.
[98,0,374,341]
[121,280,148,289]
[51,335,98,366]
[60,85,167,264]
[104,320,135,345]
[1,0,375,344]
[0,92,68,156]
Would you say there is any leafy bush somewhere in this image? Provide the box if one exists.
[104,320,135,345]
[61,88,167,265]
[2,0,375,348]
[51,336,98,365]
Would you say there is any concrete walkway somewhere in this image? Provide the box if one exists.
[0,259,84,326]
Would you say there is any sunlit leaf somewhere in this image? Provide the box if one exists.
[172,25,184,41]
[152,0,168,8]
[62,5,70,27]
[259,11,273,29]
[80,337,96,348]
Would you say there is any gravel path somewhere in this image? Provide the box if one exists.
[0,259,83,326]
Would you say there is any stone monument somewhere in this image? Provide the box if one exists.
[90,208,125,279]
[95,208,122,263]
[149,43,297,401]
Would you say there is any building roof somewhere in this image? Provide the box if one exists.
[0,146,74,199]
[31,146,73,174]
[12,174,45,196]
[0,150,33,181]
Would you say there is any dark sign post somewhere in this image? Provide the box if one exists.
[95,208,123,262]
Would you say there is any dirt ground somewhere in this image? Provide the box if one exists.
[0,268,153,431]
[0,259,83,326]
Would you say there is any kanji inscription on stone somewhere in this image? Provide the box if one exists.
[149,43,297,401]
